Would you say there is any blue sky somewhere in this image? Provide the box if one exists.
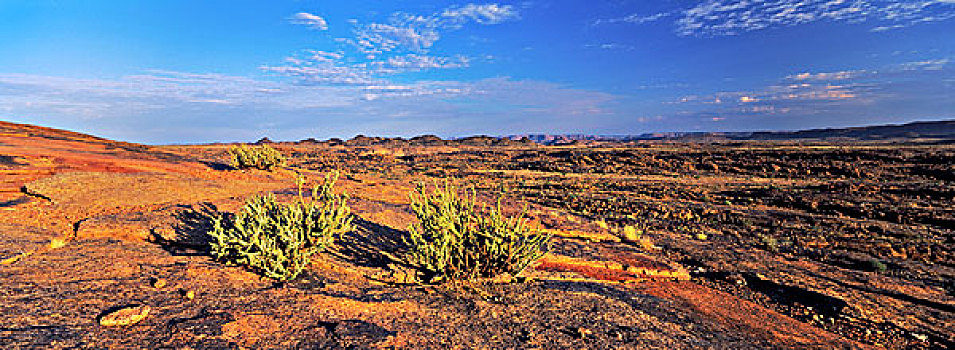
[1,0,953,144]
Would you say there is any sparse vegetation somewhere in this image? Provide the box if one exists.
[207,173,354,281]
[229,144,286,170]
[867,258,888,273]
[404,181,551,283]
[759,234,779,253]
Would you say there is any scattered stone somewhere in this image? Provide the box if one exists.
[594,220,609,230]
[637,237,658,251]
[576,327,593,339]
[182,289,195,300]
[726,273,746,286]
[48,237,67,249]
[622,225,642,242]
[151,278,167,289]
[99,305,151,327]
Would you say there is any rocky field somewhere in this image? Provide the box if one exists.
[1,121,952,349]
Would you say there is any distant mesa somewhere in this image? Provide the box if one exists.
[275,134,538,148]
[326,138,344,146]
[299,137,320,144]
[345,134,385,146]
[409,134,444,146]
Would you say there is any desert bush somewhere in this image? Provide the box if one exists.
[229,144,286,170]
[758,234,779,252]
[404,181,551,283]
[866,258,888,273]
[207,173,354,281]
[622,225,642,242]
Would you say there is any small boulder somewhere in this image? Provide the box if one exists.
[99,305,151,327]
[151,277,167,288]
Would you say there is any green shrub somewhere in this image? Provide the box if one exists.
[229,144,286,170]
[404,181,551,283]
[207,173,354,281]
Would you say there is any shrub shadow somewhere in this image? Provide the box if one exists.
[202,161,235,171]
[152,202,219,256]
[332,217,409,269]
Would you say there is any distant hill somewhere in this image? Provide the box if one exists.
[507,119,955,144]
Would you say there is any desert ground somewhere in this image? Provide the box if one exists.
[1,120,952,349]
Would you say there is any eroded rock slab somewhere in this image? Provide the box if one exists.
[25,172,261,210]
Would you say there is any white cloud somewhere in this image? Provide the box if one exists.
[269,4,514,87]
[381,54,470,71]
[260,64,379,85]
[290,12,328,30]
[353,22,441,55]
[307,50,344,63]
[262,51,471,85]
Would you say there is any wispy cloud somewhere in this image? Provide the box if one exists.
[585,43,637,50]
[0,70,616,143]
[590,1,955,36]
[593,12,670,26]
[290,12,328,30]
[676,0,955,36]
[442,3,520,25]
[668,58,954,128]
[898,58,949,70]
[344,3,518,57]
[0,70,357,117]
[787,70,867,81]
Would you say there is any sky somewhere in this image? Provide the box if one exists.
[0,0,953,144]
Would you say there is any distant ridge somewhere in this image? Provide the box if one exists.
[506,119,955,145]
[5,118,953,146]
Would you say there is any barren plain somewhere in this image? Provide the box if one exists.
[1,121,952,349]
